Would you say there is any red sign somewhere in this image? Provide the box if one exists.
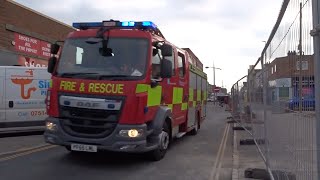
[212,85,220,92]
[40,41,51,58]
[14,33,51,58]
[302,87,313,96]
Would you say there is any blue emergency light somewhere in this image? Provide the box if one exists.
[72,20,157,29]
[72,20,164,39]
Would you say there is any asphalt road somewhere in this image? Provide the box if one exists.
[0,104,233,180]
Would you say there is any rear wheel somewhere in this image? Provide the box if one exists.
[147,122,170,161]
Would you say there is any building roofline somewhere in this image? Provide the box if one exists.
[7,0,76,30]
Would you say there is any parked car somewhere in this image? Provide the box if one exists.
[288,97,315,111]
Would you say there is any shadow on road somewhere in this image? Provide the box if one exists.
[55,134,195,168]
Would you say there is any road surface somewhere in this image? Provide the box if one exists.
[0,104,233,180]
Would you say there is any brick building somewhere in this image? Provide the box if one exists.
[0,0,75,67]
[266,51,314,101]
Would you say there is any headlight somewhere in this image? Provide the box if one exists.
[119,129,143,138]
[46,122,57,131]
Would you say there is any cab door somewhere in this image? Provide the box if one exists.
[175,51,188,124]
[157,46,179,125]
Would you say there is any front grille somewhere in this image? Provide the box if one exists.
[61,107,118,121]
[58,95,124,138]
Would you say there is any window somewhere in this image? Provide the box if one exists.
[151,47,162,79]
[279,87,289,97]
[178,52,186,77]
[56,37,149,79]
[190,72,197,89]
[274,64,276,72]
[296,61,308,70]
[165,49,175,75]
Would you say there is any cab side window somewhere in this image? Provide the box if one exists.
[165,48,175,76]
[151,47,161,79]
[178,52,186,77]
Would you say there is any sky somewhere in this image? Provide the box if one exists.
[15,0,283,91]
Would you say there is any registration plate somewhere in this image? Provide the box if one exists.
[71,144,97,152]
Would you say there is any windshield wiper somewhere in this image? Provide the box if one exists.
[59,73,135,80]
[59,72,99,77]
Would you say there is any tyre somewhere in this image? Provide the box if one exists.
[147,122,170,161]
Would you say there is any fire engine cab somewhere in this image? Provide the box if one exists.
[44,20,207,161]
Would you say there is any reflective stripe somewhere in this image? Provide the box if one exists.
[135,84,148,93]
[173,87,183,104]
[181,103,188,110]
[189,88,194,101]
[203,91,207,100]
[136,84,162,107]
[147,86,162,106]
[135,84,202,110]
[202,91,207,105]
[197,90,201,101]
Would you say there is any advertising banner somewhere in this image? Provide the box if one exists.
[14,33,51,59]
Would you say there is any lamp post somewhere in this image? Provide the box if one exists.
[205,62,222,104]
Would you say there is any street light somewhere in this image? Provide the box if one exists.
[205,63,222,104]
[205,66,222,86]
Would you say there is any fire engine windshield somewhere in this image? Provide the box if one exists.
[56,37,149,80]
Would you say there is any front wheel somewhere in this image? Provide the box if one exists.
[147,123,170,161]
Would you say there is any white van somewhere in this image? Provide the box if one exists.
[0,66,51,132]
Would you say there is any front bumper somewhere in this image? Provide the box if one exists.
[44,117,159,153]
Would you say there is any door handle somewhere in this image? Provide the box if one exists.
[183,95,188,102]
[9,101,14,108]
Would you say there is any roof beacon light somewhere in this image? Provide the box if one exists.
[142,21,156,28]
[122,21,135,27]
[71,20,164,39]
[73,20,157,29]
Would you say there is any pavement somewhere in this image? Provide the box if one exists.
[0,103,235,180]
[231,101,318,180]
[231,122,266,180]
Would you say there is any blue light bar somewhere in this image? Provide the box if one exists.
[142,21,157,28]
[72,20,158,30]
[122,21,135,26]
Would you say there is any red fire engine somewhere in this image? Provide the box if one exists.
[44,20,208,161]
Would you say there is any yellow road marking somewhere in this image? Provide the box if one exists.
[215,124,230,180]
[209,123,230,180]
[0,144,50,157]
[0,145,57,162]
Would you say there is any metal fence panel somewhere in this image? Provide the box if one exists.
[231,0,317,179]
